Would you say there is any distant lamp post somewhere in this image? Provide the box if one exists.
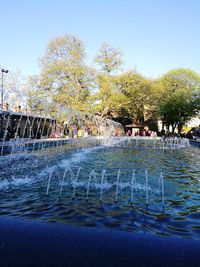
[1,68,9,110]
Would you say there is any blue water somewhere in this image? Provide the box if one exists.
[0,139,199,240]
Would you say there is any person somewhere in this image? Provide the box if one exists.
[141,129,146,136]
[147,130,152,137]
[87,128,91,135]
[64,125,69,137]
[72,125,77,138]
[126,129,131,136]
[84,128,88,137]
[135,130,139,136]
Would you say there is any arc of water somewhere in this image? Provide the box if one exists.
[128,138,131,148]
[46,166,55,195]
[160,172,165,207]
[19,115,29,152]
[159,139,162,150]
[59,169,67,197]
[37,118,43,150]
[35,117,42,140]
[135,137,138,147]
[29,117,37,152]
[158,173,161,192]
[29,117,35,140]
[162,142,165,150]
[44,119,54,148]
[100,169,107,202]
[41,118,47,140]
[14,114,22,140]
[130,170,136,205]
[21,115,29,138]
[1,113,12,156]
[115,169,121,202]
[72,167,82,199]
[86,169,95,200]
[153,138,156,149]
[145,169,149,206]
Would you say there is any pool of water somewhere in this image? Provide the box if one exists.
[0,138,199,240]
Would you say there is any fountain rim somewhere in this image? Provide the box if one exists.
[0,215,199,267]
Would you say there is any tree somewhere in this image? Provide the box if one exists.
[93,73,126,118]
[3,69,27,111]
[95,43,123,74]
[31,34,96,114]
[92,43,124,118]
[27,75,52,115]
[157,68,200,133]
[115,71,154,126]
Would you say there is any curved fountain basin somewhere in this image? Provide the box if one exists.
[0,137,199,240]
[0,136,190,156]
[0,136,100,156]
[0,216,200,267]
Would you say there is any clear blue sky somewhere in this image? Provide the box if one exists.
[1,0,200,78]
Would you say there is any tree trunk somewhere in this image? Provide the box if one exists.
[166,123,170,132]
[178,123,183,134]
[162,121,165,131]
[172,123,177,134]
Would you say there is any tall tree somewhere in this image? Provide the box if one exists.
[115,71,154,126]
[30,34,96,113]
[93,43,124,118]
[95,43,123,74]
[93,74,126,118]
[3,69,27,111]
[27,75,53,115]
[157,68,200,133]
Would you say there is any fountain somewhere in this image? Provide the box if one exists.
[0,107,124,155]
[101,135,190,149]
[42,165,166,212]
[0,107,200,266]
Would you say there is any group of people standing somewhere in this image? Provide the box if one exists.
[126,128,157,137]
[64,124,91,138]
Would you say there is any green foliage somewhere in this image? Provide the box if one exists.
[93,73,127,118]
[27,75,52,115]
[28,35,96,116]
[23,35,200,132]
[115,71,154,125]
[157,68,200,132]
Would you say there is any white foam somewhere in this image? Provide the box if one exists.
[10,176,33,187]
[59,146,103,169]
[0,179,9,190]
[0,176,34,190]
[36,145,104,180]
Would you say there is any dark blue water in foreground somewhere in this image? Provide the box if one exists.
[0,139,199,240]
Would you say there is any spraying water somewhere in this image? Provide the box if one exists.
[115,169,121,202]
[46,166,55,195]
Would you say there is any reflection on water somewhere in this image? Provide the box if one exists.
[0,140,200,240]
